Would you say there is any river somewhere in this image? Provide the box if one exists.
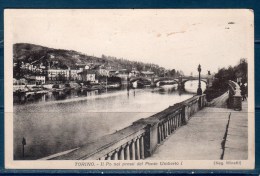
[13,80,206,160]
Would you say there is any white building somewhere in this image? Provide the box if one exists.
[47,69,81,81]
[25,75,46,85]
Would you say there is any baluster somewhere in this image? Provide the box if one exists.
[176,115,179,128]
[175,114,178,129]
[178,112,181,126]
[174,116,176,129]
[125,143,130,160]
[173,116,175,129]
[177,115,179,128]
[167,120,169,135]
[181,111,184,125]
[192,102,194,114]
[187,106,190,119]
[190,104,193,116]
[106,154,112,160]
[180,112,182,126]
[165,122,168,137]
[168,119,171,135]
[119,147,125,160]
[158,125,161,143]
[140,136,145,159]
[136,138,140,160]
[112,150,118,160]
[162,122,165,140]
[191,104,193,117]
[190,104,192,116]
[178,114,181,127]
[179,112,182,126]
[160,123,164,141]
[130,140,135,160]
[165,121,168,137]
[165,119,169,136]
[187,106,189,118]
[170,118,172,130]
[173,116,175,130]
[175,113,177,127]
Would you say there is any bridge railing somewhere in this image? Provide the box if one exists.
[228,80,242,111]
[48,94,207,160]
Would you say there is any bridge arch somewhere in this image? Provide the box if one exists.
[181,79,208,85]
[154,77,179,85]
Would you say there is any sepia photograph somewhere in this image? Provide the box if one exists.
[4,9,254,169]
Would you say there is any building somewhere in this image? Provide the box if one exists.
[47,69,68,81]
[13,78,28,85]
[77,70,97,83]
[140,71,154,78]
[98,67,117,77]
[68,68,81,81]
[115,69,129,80]
[35,76,46,84]
[129,70,140,77]
[97,65,109,76]
[47,68,81,81]
[25,75,46,85]
[108,70,117,77]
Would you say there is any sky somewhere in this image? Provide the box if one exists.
[7,9,253,75]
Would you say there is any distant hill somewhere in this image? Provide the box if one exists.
[13,43,182,77]
[13,43,108,69]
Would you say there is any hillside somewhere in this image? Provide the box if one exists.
[13,43,181,76]
[13,43,108,69]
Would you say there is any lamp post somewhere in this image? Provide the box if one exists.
[197,64,202,95]
[22,137,26,158]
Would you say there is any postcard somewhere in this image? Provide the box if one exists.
[4,9,254,169]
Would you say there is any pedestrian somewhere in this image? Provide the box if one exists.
[240,83,246,101]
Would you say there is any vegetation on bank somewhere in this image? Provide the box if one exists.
[205,58,248,101]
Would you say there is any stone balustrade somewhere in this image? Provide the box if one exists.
[49,94,207,160]
[96,133,146,160]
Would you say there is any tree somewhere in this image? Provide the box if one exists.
[168,69,176,77]
[14,60,22,79]
[235,58,248,84]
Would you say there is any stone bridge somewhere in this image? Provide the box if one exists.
[129,75,213,89]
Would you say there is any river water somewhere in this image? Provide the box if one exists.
[13,80,206,160]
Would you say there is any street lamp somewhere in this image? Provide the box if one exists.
[197,64,202,95]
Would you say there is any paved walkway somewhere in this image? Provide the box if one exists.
[148,101,248,160]
[224,101,248,160]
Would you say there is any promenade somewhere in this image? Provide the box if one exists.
[148,99,248,160]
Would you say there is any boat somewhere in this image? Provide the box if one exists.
[106,83,121,89]
[90,84,105,91]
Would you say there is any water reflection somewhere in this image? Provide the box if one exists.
[184,80,206,93]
